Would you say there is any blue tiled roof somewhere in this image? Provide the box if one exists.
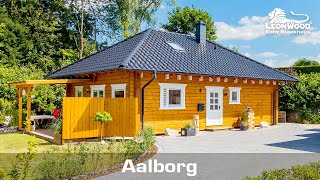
[47,29,298,82]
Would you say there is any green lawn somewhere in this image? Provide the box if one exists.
[0,133,51,153]
[0,133,53,173]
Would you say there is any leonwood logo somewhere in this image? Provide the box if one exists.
[265,8,312,34]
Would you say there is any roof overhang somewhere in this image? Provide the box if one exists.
[9,79,92,88]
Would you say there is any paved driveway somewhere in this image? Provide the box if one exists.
[96,124,320,180]
[156,123,320,153]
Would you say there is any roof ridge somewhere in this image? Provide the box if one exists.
[46,29,152,78]
[153,29,194,37]
[120,28,153,68]
[205,40,299,81]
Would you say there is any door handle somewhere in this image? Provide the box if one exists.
[219,106,220,110]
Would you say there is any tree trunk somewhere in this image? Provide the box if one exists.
[94,18,97,52]
[100,122,103,141]
[79,0,85,59]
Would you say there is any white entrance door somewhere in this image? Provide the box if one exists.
[205,86,224,126]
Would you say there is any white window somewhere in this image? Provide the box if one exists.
[111,84,126,98]
[75,86,83,97]
[90,85,105,98]
[228,87,241,104]
[159,83,187,110]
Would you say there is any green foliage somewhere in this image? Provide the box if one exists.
[241,109,249,123]
[36,128,155,179]
[105,0,175,39]
[135,127,156,152]
[243,161,320,180]
[277,66,320,75]
[162,6,217,41]
[292,58,320,67]
[279,73,320,123]
[8,136,38,180]
[93,112,113,123]
[49,118,62,134]
[184,122,195,129]
[94,112,112,141]
[0,169,5,179]
[36,144,103,179]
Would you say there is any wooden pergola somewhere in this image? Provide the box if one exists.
[9,79,92,132]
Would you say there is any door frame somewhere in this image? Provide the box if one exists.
[205,86,224,126]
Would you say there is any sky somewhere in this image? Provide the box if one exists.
[150,0,320,67]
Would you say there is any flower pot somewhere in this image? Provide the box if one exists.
[181,128,196,136]
[31,124,36,132]
[240,122,248,131]
[54,133,62,145]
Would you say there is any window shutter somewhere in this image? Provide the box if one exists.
[162,88,168,107]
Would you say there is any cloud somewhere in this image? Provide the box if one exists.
[262,58,297,67]
[244,52,251,57]
[293,31,320,45]
[216,16,268,40]
[256,52,288,58]
[261,54,320,67]
[240,45,251,49]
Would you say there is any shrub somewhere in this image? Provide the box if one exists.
[93,112,112,141]
[36,128,156,179]
[135,127,156,152]
[243,161,320,180]
[8,136,38,180]
[279,73,320,123]
[49,118,62,134]
[0,169,5,179]
[241,109,249,123]
[37,143,104,179]
[184,122,195,129]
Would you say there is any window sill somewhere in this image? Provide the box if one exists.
[159,106,186,110]
[229,102,241,104]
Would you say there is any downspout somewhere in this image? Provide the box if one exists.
[141,70,157,130]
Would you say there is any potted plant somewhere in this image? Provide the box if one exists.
[240,108,249,131]
[181,122,196,136]
[50,118,62,144]
[94,112,112,144]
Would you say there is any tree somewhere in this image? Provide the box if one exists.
[292,58,320,67]
[105,0,174,39]
[162,6,217,41]
[228,46,239,53]
[93,112,112,143]
[279,73,320,123]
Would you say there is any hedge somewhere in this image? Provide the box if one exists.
[243,161,320,180]
[277,66,320,75]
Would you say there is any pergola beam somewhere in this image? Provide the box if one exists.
[9,79,92,87]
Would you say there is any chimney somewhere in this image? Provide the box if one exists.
[195,21,206,44]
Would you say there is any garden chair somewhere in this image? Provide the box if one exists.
[0,116,11,127]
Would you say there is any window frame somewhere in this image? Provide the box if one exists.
[159,83,187,110]
[75,86,83,97]
[90,85,106,98]
[111,84,127,98]
[228,87,241,104]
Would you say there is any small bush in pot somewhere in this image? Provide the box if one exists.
[50,118,62,144]
[93,112,112,144]
[240,108,249,131]
[181,122,196,136]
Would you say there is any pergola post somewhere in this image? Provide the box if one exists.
[26,86,32,132]
[18,88,23,130]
